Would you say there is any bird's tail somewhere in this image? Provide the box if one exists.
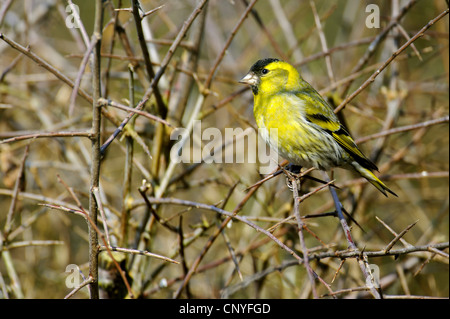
[353,163,398,197]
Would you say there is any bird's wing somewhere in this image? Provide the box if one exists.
[298,89,379,171]
[330,126,379,171]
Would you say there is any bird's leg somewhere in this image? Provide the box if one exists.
[285,164,302,192]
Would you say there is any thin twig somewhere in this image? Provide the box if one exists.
[132,0,167,118]
[143,193,305,297]
[310,0,334,84]
[64,276,94,299]
[68,36,97,116]
[156,0,254,200]
[427,247,449,259]
[3,145,29,237]
[395,23,422,61]
[99,245,179,264]
[311,242,449,260]
[87,0,104,299]
[204,0,258,90]
[335,6,449,114]
[356,116,449,144]
[383,221,418,253]
[44,199,135,298]
[241,0,288,61]
[99,0,208,156]
[286,172,318,298]
[67,0,90,47]
[119,64,136,247]
[217,182,244,282]
[338,0,418,97]
[339,171,449,190]
[0,131,92,145]
[92,187,112,247]
[4,240,64,250]
[0,33,93,103]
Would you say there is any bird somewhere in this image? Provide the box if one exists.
[239,58,397,197]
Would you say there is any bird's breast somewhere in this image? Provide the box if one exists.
[253,93,345,170]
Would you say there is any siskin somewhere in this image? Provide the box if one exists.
[239,58,397,197]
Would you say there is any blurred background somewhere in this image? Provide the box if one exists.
[0,0,448,298]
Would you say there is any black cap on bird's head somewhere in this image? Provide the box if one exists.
[249,58,280,74]
[239,58,281,94]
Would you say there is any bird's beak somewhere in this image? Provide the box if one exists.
[239,72,258,85]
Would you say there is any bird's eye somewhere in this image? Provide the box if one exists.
[261,68,269,74]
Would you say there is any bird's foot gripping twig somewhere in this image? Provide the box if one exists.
[285,164,303,192]
[284,164,340,193]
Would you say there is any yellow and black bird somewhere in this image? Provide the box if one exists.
[239,58,397,197]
